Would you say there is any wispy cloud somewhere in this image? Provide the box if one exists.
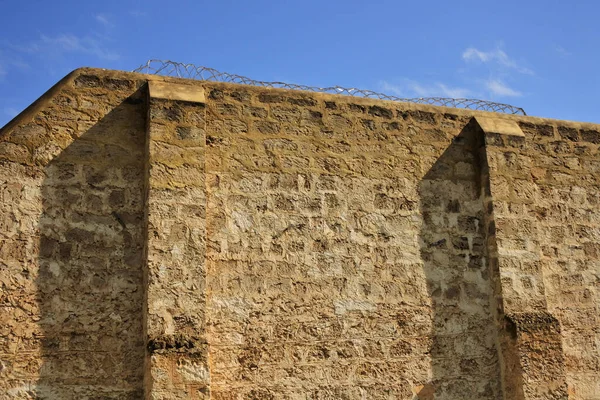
[555,45,571,57]
[12,33,119,61]
[379,81,404,96]
[95,13,114,28]
[462,47,533,75]
[130,10,147,18]
[9,59,30,70]
[41,34,119,60]
[381,44,533,101]
[0,52,29,79]
[3,107,19,118]
[485,79,522,97]
[412,82,471,99]
[381,80,472,99]
[3,13,119,70]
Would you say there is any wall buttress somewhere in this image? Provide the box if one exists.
[475,116,568,400]
[143,81,210,399]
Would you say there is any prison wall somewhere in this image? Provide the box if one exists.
[0,72,149,398]
[201,85,501,399]
[0,68,598,400]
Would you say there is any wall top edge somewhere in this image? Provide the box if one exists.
[2,67,600,135]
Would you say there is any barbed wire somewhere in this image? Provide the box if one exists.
[134,60,526,115]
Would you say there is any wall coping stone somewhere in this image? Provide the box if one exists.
[475,116,525,137]
[148,80,206,103]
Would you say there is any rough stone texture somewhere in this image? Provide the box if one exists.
[145,96,209,399]
[0,68,598,399]
[478,125,569,400]
[0,72,148,398]
[203,87,500,399]
[517,122,600,399]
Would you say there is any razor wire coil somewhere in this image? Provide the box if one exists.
[134,60,526,115]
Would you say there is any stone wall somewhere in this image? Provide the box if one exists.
[202,87,500,399]
[517,122,600,398]
[0,68,598,399]
[0,72,149,398]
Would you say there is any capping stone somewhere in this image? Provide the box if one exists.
[475,116,524,137]
[149,81,206,103]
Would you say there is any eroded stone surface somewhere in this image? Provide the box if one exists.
[0,68,598,399]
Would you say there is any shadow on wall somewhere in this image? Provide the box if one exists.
[417,120,502,400]
[35,89,147,398]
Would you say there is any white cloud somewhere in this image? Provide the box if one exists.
[4,107,19,118]
[555,45,570,57]
[380,80,472,99]
[462,47,494,63]
[5,13,119,65]
[411,82,472,98]
[379,81,404,96]
[485,79,522,97]
[95,14,114,28]
[130,10,147,18]
[38,33,119,60]
[382,46,530,101]
[0,52,30,80]
[8,41,40,53]
[462,47,533,75]
[11,33,118,61]
[10,59,30,70]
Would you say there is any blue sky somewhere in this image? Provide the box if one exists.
[1,0,598,126]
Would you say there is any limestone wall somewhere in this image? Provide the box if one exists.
[0,68,598,399]
[516,122,600,398]
[202,86,500,399]
[0,72,149,398]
